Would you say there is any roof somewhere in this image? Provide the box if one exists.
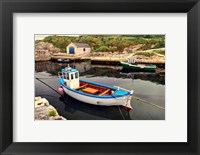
[62,67,78,73]
[72,43,90,48]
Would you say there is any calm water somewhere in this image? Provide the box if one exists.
[35,61,165,120]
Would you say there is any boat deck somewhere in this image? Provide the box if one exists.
[75,81,113,96]
[82,87,99,94]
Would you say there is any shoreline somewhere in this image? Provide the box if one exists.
[35,48,165,65]
[35,97,66,120]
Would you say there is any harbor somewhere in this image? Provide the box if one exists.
[35,35,165,120]
[36,48,165,65]
[35,61,165,120]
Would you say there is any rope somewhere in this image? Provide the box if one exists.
[132,96,165,110]
[118,106,125,120]
[35,78,61,95]
[35,77,56,79]
[38,94,60,98]
[115,62,119,69]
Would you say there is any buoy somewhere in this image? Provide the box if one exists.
[58,87,64,93]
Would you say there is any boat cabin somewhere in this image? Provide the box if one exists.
[59,67,80,89]
[128,57,135,64]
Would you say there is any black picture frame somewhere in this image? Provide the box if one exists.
[0,0,199,154]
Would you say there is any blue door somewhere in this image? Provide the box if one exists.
[69,47,75,54]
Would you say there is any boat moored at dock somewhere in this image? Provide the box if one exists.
[57,59,70,63]
[120,61,157,71]
[58,66,134,110]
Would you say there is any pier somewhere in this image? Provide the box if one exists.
[40,52,165,64]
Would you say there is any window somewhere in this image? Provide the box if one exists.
[58,72,62,77]
[71,74,74,80]
[83,48,85,51]
[75,72,79,79]
[63,73,67,79]
[66,73,69,80]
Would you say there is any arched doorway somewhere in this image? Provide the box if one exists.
[69,47,75,54]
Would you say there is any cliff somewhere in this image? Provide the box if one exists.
[35,42,61,61]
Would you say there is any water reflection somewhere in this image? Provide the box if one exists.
[35,60,165,120]
[59,94,131,120]
[35,61,92,75]
[35,61,165,85]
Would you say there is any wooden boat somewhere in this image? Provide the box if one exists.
[58,66,133,110]
[57,59,70,63]
[120,61,157,71]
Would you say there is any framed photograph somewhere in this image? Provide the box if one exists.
[0,0,199,154]
[35,34,165,121]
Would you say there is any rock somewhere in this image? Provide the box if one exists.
[35,42,61,61]
[35,97,67,120]
[35,42,61,53]
[35,50,51,61]
[35,98,49,108]
[35,96,42,101]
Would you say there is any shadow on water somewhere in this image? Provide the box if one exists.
[35,61,92,76]
[59,93,131,120]
[120,68,165,85]
[35,61,165,85]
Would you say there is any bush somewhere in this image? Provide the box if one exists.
[154,42,165,49]
[136,52,155,57]
[141,44,152,50]
[153,50,165,55]
[49,110,56,117]
[93,46,110,52]
[40,35,165,53]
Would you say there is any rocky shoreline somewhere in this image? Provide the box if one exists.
[35,42,165,64]
[35,97,66,120]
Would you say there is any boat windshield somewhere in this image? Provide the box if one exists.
[75,72,79,79]
[66,73,69,80]
[71,74,74,80]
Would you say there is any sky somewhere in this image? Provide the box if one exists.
[35,35,80,40]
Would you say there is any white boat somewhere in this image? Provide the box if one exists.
[58,66,134,110]
[57,59,70,63]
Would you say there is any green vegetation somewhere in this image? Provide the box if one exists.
[49,110,56,117]
[153,50,165,55]
[36,35,165,53]
[135,52,155,57]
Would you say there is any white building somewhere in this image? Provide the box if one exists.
[66,42,91,55]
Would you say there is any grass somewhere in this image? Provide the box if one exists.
[153,50,165,55]
[135,52,155,57]
[37,35,165,53]
[49,110,57,117]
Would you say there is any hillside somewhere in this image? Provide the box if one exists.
[35,35,165,53]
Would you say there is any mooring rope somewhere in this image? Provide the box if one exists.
[35,78,61,95]
[132,96,165,110]
[36,77,164,113]
[35,77,56,79]
[118,106,125,120]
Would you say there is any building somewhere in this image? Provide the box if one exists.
[66,42,91,55]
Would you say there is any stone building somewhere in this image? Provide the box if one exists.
[66,42,91,55]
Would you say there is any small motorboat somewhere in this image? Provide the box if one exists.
[58,66,133,110]
[120,61,156,71]
[57,59,70,63]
